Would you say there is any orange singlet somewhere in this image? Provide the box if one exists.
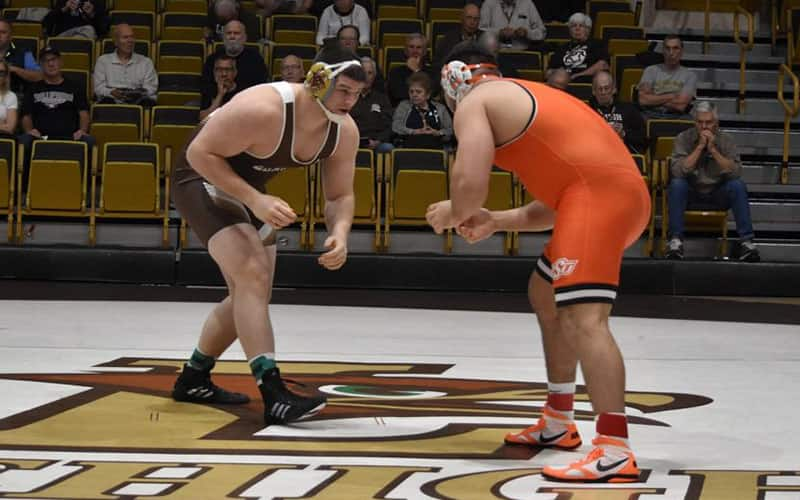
[492,79,651,306]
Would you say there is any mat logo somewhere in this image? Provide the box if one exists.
[0,358,734,499]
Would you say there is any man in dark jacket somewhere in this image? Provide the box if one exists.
[434,4,483,71]
[202,20,267,92]
[589,70,645,155]
[350,56,393,153]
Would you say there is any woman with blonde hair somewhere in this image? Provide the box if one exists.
[0,61,18,136]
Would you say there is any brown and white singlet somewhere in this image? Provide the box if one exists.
[171,81,341,246]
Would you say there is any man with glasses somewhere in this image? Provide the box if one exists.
[435,4,483,71]
[202,20,267,93]
[590,70,645,154]
[278,54,304,83]
[200,55,239,120]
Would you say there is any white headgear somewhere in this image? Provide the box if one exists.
[303,59,361,123]
[440,60,499,104]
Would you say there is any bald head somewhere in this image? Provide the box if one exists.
[547,69,570,91]
[113,23,136,57]
[592,70,616,106]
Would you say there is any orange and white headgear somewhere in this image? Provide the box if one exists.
[440,60,499,104]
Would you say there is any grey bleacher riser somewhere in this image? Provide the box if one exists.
[722,128,800,157]
[691,68,788,90]
[741,164,781,184]
[747,202,800,223]
[651,40,784,59]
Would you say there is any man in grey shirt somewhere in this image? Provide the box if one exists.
[666,101,759,261]
[93,23,157,105]
[637,34,697,119]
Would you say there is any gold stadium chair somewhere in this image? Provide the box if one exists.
[599,25,645,42]
[5,18,41,38]
[98,38,151,59]
[377,0,418,20]
[157,39,205,74]
[376,18,424,48]
[62,69,91,101]
[484,166,515,254]
[46,37,94,72]
[384,148,449,252]
[428,7,461,22]
[90,104,144,164]
[159,12,207,41]
[6,0,50,9]
[94,142,169,247]
[264,165,311,249]
[588,0,633,19]
[149,105,199,175]
[499,50,543,81]
[112,0,157,11]
[619,66,644,103]
[0,139,17,242]
[17,141,94,244]
[607,38,650,55]
[269,14,317,44]
[162,0,207,14]
[312,148,382,251]
[109,11,155,42]
[632,153,656,255]
[659,158,728,258]
[11,36,39,58]
[646,119,694,165]
[157,72,201,105]
[594,12,637,39]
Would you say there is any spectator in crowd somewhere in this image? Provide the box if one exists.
[338,24,385,92]
[19,47,94,154]
[546,68,569,90]
[316,0,370,46]
[590,70,645,154]
[479,0,545,51]
[206,0,261,43]
[392,72,452,150]
[666,101,759,261]
[258,0,311,16]
[93,23,157,106]
[387,33,437,106]
[435,4,483,70]
[44,0,109,39]
[203,20,268,92]
[200,55,239,120]
[478,31,519,78]
[0,20,42,95]
[279,54,304,83]
[638,34,697,119]
[548,12,609,83]
[311,0,372,18]
[0,61,18,137]
[350,56,393,153]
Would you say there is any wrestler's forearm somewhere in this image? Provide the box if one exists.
[492,200,555,232]
[324,193,355,240]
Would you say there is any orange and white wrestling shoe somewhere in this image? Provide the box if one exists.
[504,406,582,450]
[542,436,641,483]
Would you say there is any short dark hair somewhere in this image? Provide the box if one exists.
[314,43,367,83]
[336,24,360,41]
[664,34,683,47]
[214,54,237,69]
[444,40,498,67]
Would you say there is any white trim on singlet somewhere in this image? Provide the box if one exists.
[241,81,292,160]
[242,81,334,164]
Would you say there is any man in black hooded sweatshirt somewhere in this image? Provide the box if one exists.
[589,70,645,155]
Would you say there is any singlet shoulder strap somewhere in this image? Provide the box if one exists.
[271,80,295,103]
[317,122,340,160]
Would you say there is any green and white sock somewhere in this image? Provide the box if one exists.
[249,353,276,385]
[187,347,215,371]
